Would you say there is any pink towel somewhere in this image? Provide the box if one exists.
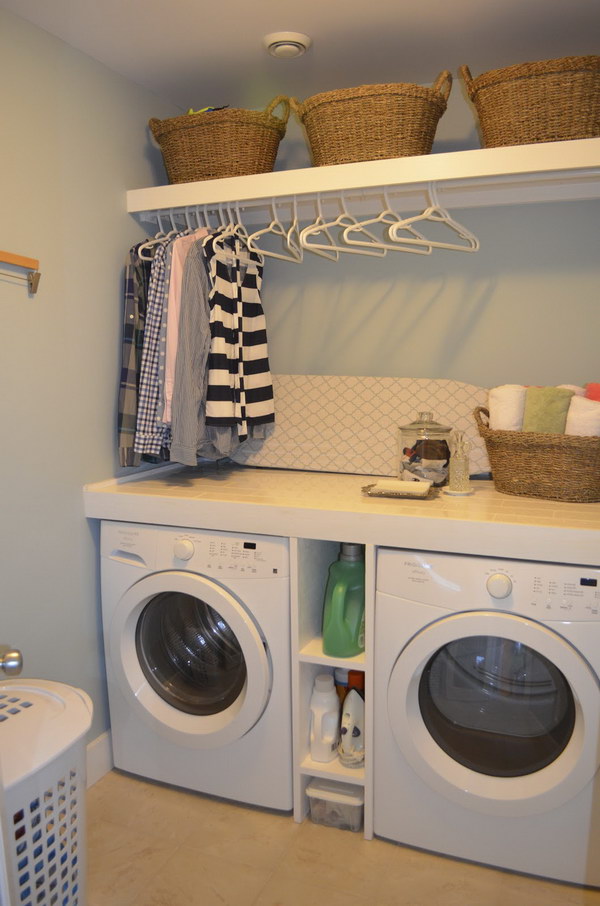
[585,383,600,401]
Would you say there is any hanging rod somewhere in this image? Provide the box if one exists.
[0,249,41,294]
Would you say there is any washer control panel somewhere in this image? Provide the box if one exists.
[376,548,600,621]
[101,521,289,578]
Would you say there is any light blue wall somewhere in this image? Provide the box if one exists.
[261,200,599,388]
[0,10,598,745]
[0,10,172,739]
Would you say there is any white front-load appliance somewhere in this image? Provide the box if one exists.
[374,548,600,886]
[100,520,292,810]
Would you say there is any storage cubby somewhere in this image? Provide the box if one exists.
[291,537,373,835]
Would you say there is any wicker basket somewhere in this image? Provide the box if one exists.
[149,96,290,184]
[290,72,452,166]
[460,56,600,148]
[474,407,600,502]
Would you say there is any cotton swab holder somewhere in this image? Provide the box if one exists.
[445,429,472,495]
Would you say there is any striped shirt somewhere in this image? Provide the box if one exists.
[203,233,274,442]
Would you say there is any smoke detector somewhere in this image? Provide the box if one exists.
[263,32,312,59]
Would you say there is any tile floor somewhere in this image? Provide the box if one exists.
[87,771,600,906]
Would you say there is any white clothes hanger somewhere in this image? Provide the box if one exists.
[137,211,173,260]
[211,201,258,267]
[246,198,303,262]
[299,193,387,258]
[285,197,304,262]
[341,189,432,256]
[298,195,339,261]
[388,182,480,252]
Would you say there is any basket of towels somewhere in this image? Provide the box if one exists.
[474,383,600,502]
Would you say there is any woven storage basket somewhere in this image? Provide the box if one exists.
[149,96,290,184]
[474,406,600,502]
[290,72,452,166]
[460,56,600,148]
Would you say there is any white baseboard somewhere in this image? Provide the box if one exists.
[86,731,113,787]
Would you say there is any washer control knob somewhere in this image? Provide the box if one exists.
[486,573,513,599]
[173,539,195,561]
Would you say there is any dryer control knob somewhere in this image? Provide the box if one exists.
[486,573,513,599]
[173,539,195,561]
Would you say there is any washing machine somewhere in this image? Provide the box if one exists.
[100,520,292,810]
[374,548,600,887]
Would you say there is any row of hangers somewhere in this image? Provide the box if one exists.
[138,182,479,264]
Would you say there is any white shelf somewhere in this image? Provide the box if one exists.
[128,139,600,224]
[299,637,366,668]
[300,753,365,785]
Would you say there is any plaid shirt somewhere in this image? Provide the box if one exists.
[133,235,186,457]
[117,246,151,466]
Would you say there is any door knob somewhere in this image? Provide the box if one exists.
[0,645,23,676]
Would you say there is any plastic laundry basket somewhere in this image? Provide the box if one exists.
[0,679,93,906]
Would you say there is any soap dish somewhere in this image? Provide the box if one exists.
[362,479,434,500]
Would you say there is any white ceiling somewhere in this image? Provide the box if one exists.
[2,0,598,112]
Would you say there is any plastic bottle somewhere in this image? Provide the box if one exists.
[347,670,365,697]
[322,543,365,658]
[334,667,349,703]
[309,673,340,763]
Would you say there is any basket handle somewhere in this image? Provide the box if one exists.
[458,65,476,99]
[148,118,162,139]
[432,70,453,101]
[264,95,291,125]
[473,406,490,429]
[288,97,304,121]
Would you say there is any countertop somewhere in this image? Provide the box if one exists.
[83,464,600,566]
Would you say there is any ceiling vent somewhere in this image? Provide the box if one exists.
[263,32,312,59]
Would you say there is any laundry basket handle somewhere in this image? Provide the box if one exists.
[433,70,453,102]
[265,95,291,125]
[458,65,475,99]
[473,406,490,430]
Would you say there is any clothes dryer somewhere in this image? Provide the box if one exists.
[374,548,600,886]
[100,520,292,810]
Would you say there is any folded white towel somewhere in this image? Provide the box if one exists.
[565,396,600,436]
[558,384,586,397]
[488,384,527,431]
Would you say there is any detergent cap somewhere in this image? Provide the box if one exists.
[314,673,335,693]
[340,543,363,562]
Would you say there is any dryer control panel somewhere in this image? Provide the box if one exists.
[101,521,289,578]
[376,548,600,621]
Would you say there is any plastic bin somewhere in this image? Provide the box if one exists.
[306,778,364,832]
[0,679,93,906]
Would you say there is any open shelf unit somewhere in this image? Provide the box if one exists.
[291,538,372,835]
[128,138,600,231]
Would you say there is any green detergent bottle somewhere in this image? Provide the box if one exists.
[322,543,365,657]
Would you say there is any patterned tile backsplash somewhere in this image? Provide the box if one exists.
[233,375,490,476]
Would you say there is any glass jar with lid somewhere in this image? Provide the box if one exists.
[397,411,452,486]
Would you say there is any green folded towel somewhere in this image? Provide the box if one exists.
[522,387,574,434]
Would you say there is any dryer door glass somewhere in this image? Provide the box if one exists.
[136,592,247,715]
[418,635,575,777]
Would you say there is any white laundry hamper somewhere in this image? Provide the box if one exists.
[0,679,92,906]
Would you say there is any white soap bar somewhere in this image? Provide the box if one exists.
[372,479,432,496]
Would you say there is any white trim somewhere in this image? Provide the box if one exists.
[86,730,113,787]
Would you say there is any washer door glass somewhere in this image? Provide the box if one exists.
[418,635,576,777]
[136,591,246,716]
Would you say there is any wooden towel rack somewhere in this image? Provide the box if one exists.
[0,249,41,294]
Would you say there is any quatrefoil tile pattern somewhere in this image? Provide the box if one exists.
[233,375,490,475]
